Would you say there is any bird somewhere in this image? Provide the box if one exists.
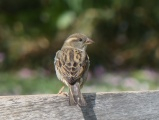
[54,33,94,106]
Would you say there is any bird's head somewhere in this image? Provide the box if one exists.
[62,33,94,51]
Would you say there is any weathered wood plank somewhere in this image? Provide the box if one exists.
[0,91,159,120]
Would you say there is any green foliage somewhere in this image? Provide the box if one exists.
[0,73,63,95]
[0,0,159,70]
[0,70,159,95]
[1,0,159,95]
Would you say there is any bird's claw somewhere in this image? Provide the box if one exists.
[58,92,68,96]
[58,86,68,96]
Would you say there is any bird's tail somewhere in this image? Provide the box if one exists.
[69,82,87,106]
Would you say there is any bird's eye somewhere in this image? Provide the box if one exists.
[79,39,82,42]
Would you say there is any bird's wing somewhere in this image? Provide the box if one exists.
[54,50,64,82]
[54,48,89,85]
[81,54,90,88]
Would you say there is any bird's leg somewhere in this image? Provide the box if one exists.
[58,86,68,96]
[58,86,65,94]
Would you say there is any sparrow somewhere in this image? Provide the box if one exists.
[54,33,94,106]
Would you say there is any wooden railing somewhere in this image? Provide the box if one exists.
[0,90,159,120]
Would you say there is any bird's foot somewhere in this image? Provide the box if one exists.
[58,92,68,96]
[58,86,68,96]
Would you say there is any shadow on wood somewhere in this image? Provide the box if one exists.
[81,93,97,120]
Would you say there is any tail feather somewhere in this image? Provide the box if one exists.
[69,82,87,106]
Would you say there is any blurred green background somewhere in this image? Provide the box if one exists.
[1,0,159,95]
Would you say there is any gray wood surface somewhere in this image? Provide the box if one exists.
[0,91,159,120]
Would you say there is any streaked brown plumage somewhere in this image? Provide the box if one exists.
[54,33,94,106]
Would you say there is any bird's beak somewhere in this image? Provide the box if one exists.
[85,38,94,45]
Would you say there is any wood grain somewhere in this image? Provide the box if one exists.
[0,90,159,120]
